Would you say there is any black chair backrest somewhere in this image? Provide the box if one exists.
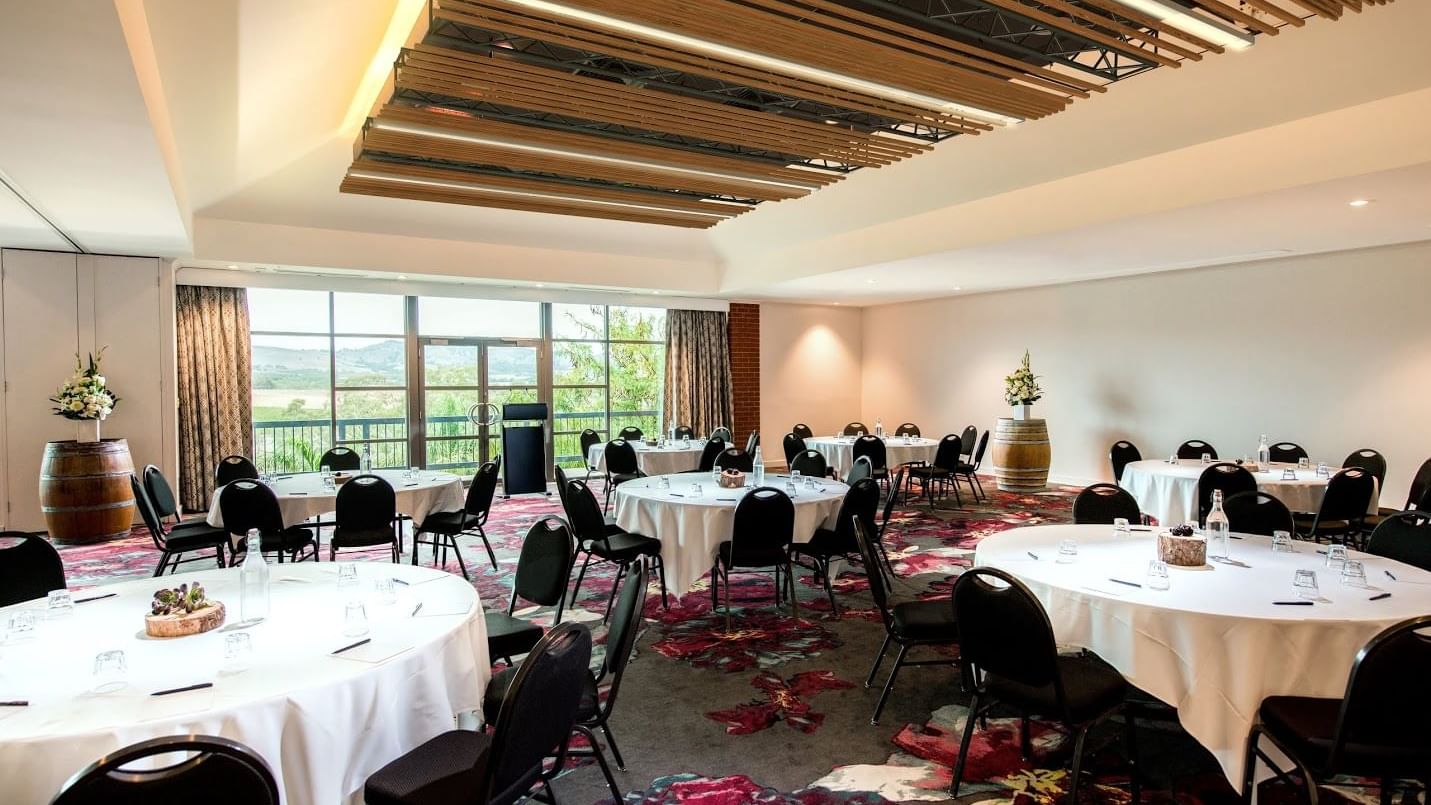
[464,459,501,518]
[319,447,361,472]
[1197,462,1256,525]
[52,734,279,805]
[932,434,964,472]
[881,467,905,532]
[1176,440,1217,460]
[605,439,640,475]
[1327,614,1431,770]
[142,465,182,522]
[852,518,895,631]
[1341,448,1387,488]
[1269,442,1308,464]
[824,478,881,554]
[745,431,760,454]
[696,437,726,472]
[1222,490,1295,537]
[486,623,593,804]
[715,448,754,473]
[1365,511,1431,572]
[953,567,1064,704]
[0,531,65,607]
[1404,458,1431,511]
[617,426,644,442]
[790,450,828,479]
[842,421,868,436]
[852,435,887,471]
[560,479,608,545]
[968,430,990,469]
[214,455,259,487]
[782,433,805,465]
[1072,483,1141,525]
[1316,467,1377,524]
[513,517,575,608]
[709,426,732,442]
[553,464,571,509]
[846,455,873,485]
[959,426,977,459]
[673,424,694,440]
[580,429,602,467]
[335,474,396,530]
[1109,440,1141,484]
[728,487,795,565]
[596,560,647,714]
[791,423,814,440]
[217,480,283,538]
[895,423,920,437]
[129,475,171,549]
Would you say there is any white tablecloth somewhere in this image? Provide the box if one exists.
[613,473,846,594]
[586,442,705,476]
[974,524,1431,786]
[804,436,939,478]
[1121,459,1378,527]
[0,563,488,804]
[206,470,466,530]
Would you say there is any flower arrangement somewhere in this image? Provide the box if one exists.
[50,349,119,421]
[1003,350,1043,407]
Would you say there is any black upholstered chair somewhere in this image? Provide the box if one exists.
[331,474,398,562]
[1389,458,1431,513]
[1177,440,1218,460]
[672,424,694,440]
[782,433,806,466]
[846,455,874,486]
[617,426,644,442]
[1197,463,1257,526]
[142,464,206,530]
[579,428,603,482]
[855,517,958,725]
[791,423,814,440]
[852,435,888,486]
[907,434,963,509]
[555,465,620,536]
[1072,483,1142,525]
[1296,468,1376,545]
[131,475,228,577]
[895,422,920,437]
[413,459,501,578]
[214,455,259,487]
[0,531,65,607]
[53,735,279,805]
[873,466,905,582]
[1240,615,1431,805]
[711,487,797,630]
[1110,440,1142,484]
[566,479,667,619]
[955,430,990,502]
[217,480,316,563]
[1223,491,1296,538]
[744,431,760,455]
[691,437,727,473]
[842,421,869,436]
[602,439,645,512]
[318,446,361,472]
[365,623,592,805]
[959,425,978,462]
[714,447,754,473]
[789,449,829,479]
[484,517,575,664]
[791,478,880,614]
[709,426,732,443]
[950,567,1139,802]
[1342,448,1387,489]
[1268,442,1309,464]
[1365,511,1431,572]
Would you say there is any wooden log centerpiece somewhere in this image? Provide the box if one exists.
[145,582,226,638]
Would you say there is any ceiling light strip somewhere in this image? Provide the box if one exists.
[1105,0,1256,50]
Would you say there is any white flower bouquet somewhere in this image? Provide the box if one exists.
[50,350,119,421]
[1003,350,1043,406]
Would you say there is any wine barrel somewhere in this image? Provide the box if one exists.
[39,439,136,544]
[991,418,1051,493]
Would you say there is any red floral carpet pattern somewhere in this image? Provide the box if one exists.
[707,671,856,735]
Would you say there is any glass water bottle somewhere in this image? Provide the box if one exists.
[1206,490,1230,560]
[240,529,271,623]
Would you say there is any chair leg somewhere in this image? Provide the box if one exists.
[572,552,593,608]
[153,551,170,578]
[1020,715,1032,760]
[447,536,470,580]
[820,557,839,615]
[604,561,627,623]
[411,532,422,566]
[949,690,982,796]
[1068,725,1091,805]
[709,560,721,608]
[865,633,892,689]
[871,643,908,725]
[1240,728,1261,804]
[600,721,626,770]
[574,724,622,801]
[475,525,498,570]
[724,565,733,633]
[785,561,799,619]
[656,555,668,609]
[1125,709,1140,805]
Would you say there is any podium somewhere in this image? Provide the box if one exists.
[500,402,549,498]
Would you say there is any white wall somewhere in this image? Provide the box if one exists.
[759,302,864,466]
[860,240,1431,501]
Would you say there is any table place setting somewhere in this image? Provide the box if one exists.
[205,467,466,530]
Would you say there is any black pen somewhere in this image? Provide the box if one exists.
[331,638,371,655]
[75,593,117,604]
[1129,526,1153,532]
[152,682,213,697]
[1027,551,1040,560]
[1368,592,1392,601]
[1273,601,1314,606]
[1384,570,1397,582]
[0,700,28,707]
[668,493,684,498]
[1108,578,1142,588]
[392,578,410,586]
[410,602,423,617]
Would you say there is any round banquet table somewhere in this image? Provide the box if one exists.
[1120,459,1378,527]
[805,435,939,478]
[0,563,489,804]
[973,523,1431,787]
[205,469,467,530]
[613,473,847,595]
[586,441,705,476]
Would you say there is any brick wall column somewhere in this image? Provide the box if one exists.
[727,303,760,451]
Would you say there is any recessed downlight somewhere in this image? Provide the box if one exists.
[1348,199,1373,208]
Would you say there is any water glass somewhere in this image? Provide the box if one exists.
[1201,453,1212,464]
[657,475,671,490]
[1324,544,1348,569]
[1293,569,1320,600]
[1146,560,1171,591]
[373,577,397,606]
[4,610,37,642]
[804,475,817,490]
[408,466,420,480]
[321,464,332,479]
[1297,457,1310,469]
[691,483,703,498]
[1281,468,1297,481]
[1340,560,1367,587]
[223,632,254,670]
[785,480,799,498]
[711,468,721,483]
[791,470,802,485]
[337,563,360,591]
[92,649,128,693]
[1056,539,1078,564]
[323,474,336,491]
[1113,517,1130,536]
[1168,453,1178,464]
[343,601,369,637]
[681,439,691,450]
[46,589,75,618]
[1316,462,1330,478]
[857,431,865,438]
[1271,530,1294,553]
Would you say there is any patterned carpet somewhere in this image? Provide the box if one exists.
[53,478,1405,805]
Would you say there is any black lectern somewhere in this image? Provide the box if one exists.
[500,402,549,498]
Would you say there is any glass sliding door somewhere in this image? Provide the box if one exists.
[416,339,542,474]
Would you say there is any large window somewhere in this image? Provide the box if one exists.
[552,305,665,468]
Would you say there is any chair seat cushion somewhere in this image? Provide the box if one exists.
[416,510,472,534]
[907,466,951,479]
[717,540,790,569]
[890,599,958,641]
[482,665,599,726]
[484,612,543,660]
[587,532,660,560]
[986,652,1128,724]
[792,528,856,559]
[955,463,977,474]
[609,472,643,485]
[1259,695,1431,777]
[164,523,229,551]
[332,526,396,548]
[364,728,491,805]
[253,527,314,553]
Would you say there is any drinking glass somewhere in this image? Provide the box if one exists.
[408,466,420,480]
[223,632,254,671]
[857,431,865,438]
[1281,468,1297,481]
[711,468,721,483]
[1201,453,1212,464]
[373,577,397,605]
[791,470,802,485]
[1168,453,1178,464]
[337,563,360,591]
[1056,539,1078,564]
[1271,530,1294,553]
[691,483,703,498]
[343,601,369,637]
[1113,517,1130,536]
[1316,462,1330,478]
[323,474,336,492]
[785,480,799,498]
[681,439,691,450]
[1340,560,1367,587]
[1297,457,1310,469]
[1146,560,1171,591]
[46,589,75,618]
[657,476,671,490]
[92,649,128,693]
[1325,544,1348,569]
[1293,569,1319,600]
[804,475,817,490]
[321,464,332,479]
[4,610,37,642]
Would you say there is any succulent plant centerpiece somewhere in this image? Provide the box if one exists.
[145,581,226,638]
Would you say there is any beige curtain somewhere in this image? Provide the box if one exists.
[663,309,733,438]
[176,286,253,510]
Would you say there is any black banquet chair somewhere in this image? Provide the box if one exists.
[1386,458,1431,515]
[950,567,1139,802]
[791,478,881,614]
[791,423,814,440]
[958,425,978,462]
[846,455,874,486]
[745,430,760,454]
[331,474,398,562]
[617,426,644,442]
[566,479,667,618]
[711,486,797,630]
[1072,483,1142,525]
[895,422,920,437]
[690,437,727,473]
[1342,448,1388,490]
[318,446,361,472]
[602,439,645,512]
[0,531,66,607]
[789,449,829,479]
[217,480,316,563]
[709,426,732,443]
[782,432,806,466]
[214,455,259,487]
[1198,463,1257,526]
[484,516,576,665]
[1269,442,1309,464]
[142,464,209,530]
[1110,440,1142,484]
[1239,614,1431,805]
[714,447,754,473]
[1176,440,1218,461]
[842,421,869,436]
[852,435,889,486]
[365,622,593,805]
[131,475,229,577]
[579,428,603,482]
[955,430,990,502]
[1223,491,1296,538]
[1365,511,1431,572]
[412,458,501,579]
[672,424,694,440]
[53,734,279,805]
[1296,467,1376,545]
[906,433,962,509]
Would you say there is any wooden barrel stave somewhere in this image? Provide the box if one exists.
[38,439,135,544]
[991,418,1051,493]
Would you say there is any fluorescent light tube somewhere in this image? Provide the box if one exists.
[1105,0,1255,51]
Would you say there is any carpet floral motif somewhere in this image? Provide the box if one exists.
[614,773,889,804]
[651,608,842,673]
[706,670,856,735]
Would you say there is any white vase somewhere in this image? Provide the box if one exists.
[1012,404,1032,421]
[76,419,100,443]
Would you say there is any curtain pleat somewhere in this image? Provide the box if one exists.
[175,286,252,511]
[662,309,733,439]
